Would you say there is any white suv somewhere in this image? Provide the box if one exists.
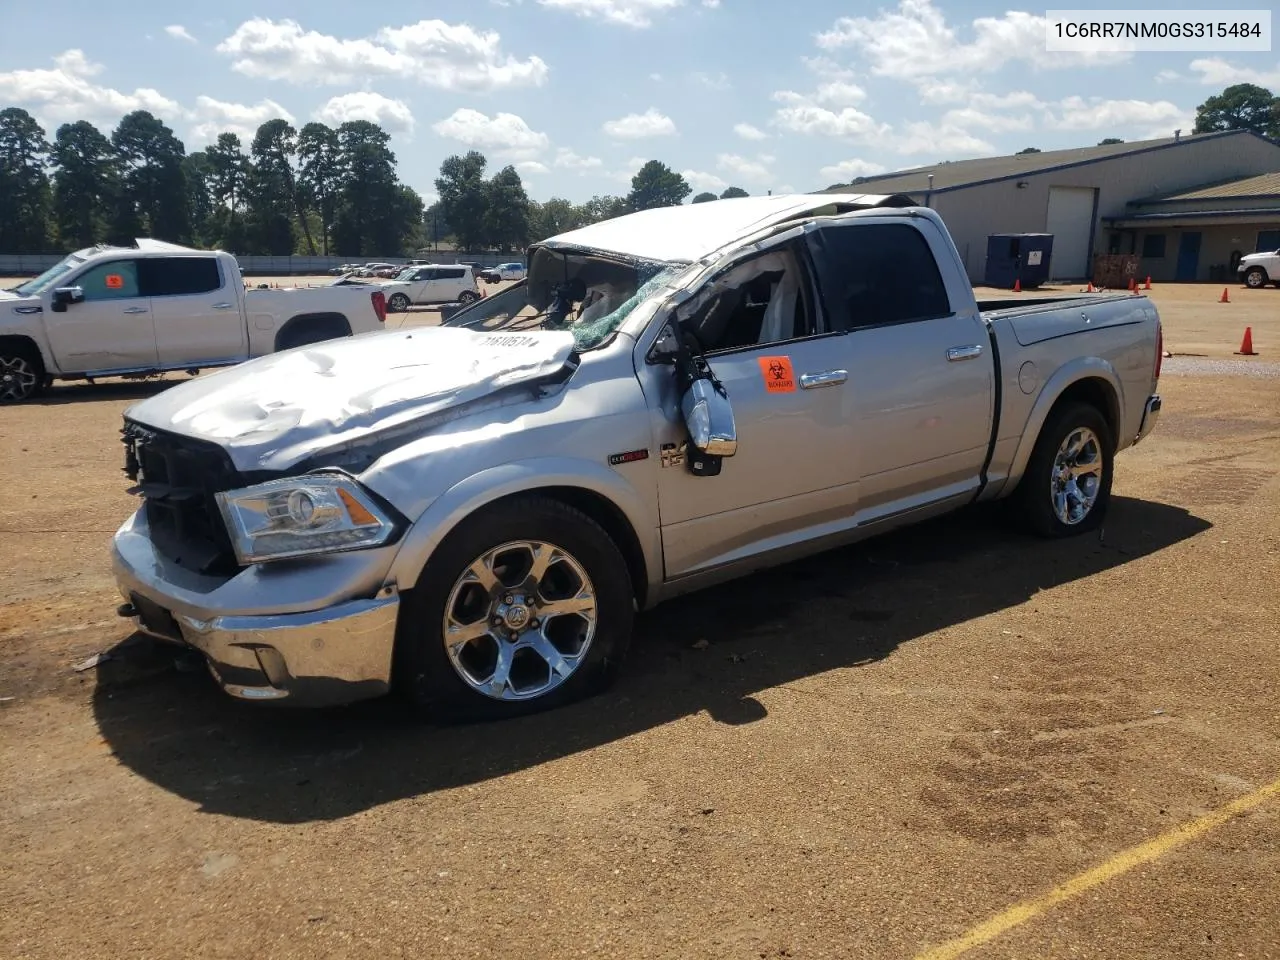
[382,264,482,312]
[1238,248,1280,289]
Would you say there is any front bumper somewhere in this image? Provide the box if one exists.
[1134,393,1161,445]
[112,509,400,707]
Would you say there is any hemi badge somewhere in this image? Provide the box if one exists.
[608,449,650,466]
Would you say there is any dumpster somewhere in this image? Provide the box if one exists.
[984,233,1054,288]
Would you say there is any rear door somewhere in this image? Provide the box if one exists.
[146,256,246,366]
[41,258,157,373]
[802,217,994,523]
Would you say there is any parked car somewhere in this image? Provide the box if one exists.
[110,195,1163,721]
[1238,248,1280,288]
[0,239,387,402]
[381,264,482,312]
[480,262,527,283]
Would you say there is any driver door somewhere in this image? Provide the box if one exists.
[641,243,862,580]
[41,258,158,373]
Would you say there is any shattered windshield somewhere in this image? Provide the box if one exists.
[442,256,681,352]
[10,254,85,296]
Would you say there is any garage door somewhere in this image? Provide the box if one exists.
[1045,186,1097,280]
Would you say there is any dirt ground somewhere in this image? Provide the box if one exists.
[1,281,1279,959]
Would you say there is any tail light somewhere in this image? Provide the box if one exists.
[1154,319,1163,382]
[371,291,387,323]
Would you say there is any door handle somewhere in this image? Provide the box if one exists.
[212,302,234,309]
[799,369,848,390]
[123,306,149,314]
[947,344,983,362]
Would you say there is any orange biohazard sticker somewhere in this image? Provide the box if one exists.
[757,355,795,393]
[105,273,124,289]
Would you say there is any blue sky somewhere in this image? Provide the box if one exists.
[1,0,1278,204]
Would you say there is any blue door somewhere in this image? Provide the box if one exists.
[1175,232,1202,281]
[1256,230,1280,252]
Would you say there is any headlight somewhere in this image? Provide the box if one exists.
[215,473,400,564]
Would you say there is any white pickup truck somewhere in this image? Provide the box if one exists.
[0,239,388,402]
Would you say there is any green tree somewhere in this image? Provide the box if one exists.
[246,119,300,255]
[50,120,117,248]
[182,152,216,246]
[483,165,532,250]
[577,195,628,225]
[719,186,749,199]
[692,191,718,203]
[0,107,52,251]
[1016,146,1041,154]
[1193,83,1280,138]
[203,133,250,252]
[423,200,451,250]
[435,150,489,252]
[1097,137,1125,145]
[111,110,189,243]
[626,160,691,211]
[297,122,341,255]
[529,197,581,241]
[332,120,403,255]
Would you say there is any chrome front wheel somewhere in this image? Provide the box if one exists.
[443,540,598,701]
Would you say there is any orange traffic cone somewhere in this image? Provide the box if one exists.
[1086,281,1095,292]
[1144,276,1152,290]
[1128,277,1136,291]
[1220,287,1230,303]
[1013,278,1021,293]
[1235,327,1257,355]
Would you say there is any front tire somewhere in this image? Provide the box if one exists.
[388,292,411,313]
[1244,267,1267,289]
[394,496,635,722]
[1013,402,1114,538]
[0,344,45,403]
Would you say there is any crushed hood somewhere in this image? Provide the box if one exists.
[125,326,578,472]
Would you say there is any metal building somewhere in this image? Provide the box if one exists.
[821,130,1280,284]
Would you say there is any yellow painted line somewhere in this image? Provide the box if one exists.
[916,776,1280,960]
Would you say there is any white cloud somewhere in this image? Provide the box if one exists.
[734,122,768,141]
[0,49,181,129]
[538,0,682,28]
[814,80,867,105]
[918,79,979,104]
[516,160,549,174]
[608,155,649,185]
[717,152,772,183]
[771,101,888,140]
[683,169,729,192]
[1044,96,1192,136]
[602,107,677,138]
[165,25,197,43]
[315,92,415,135]
[892,121,995,156]
[216,18,548,90]
[702,0,721,8]
[189,95,295,144]
[819,158,888,181]
[1188,58,1280,87]
[941,106,1033,133]
[554,147,603,170]
[432,108,549,160]
[692,71,731,91]
[816,0,1128,81]
[1155,69,1183,84]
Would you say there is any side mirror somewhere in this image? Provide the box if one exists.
[50,286,84,312]
[681,376,737,458]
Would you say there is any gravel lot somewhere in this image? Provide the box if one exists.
[1,282,1278,959]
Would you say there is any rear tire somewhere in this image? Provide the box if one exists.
[0,342,45,403]
[393,496,635,723]
[459,290,480,304]
[388,293,411,313]
[1013,401,1114,538]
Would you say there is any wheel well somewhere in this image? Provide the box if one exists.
[482,486,649,608]
[0,335,45,371]
[274,312,352,351]
[1048,377,1120,450]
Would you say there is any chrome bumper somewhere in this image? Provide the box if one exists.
[112,509,400,707]
[1134,393,1161,445]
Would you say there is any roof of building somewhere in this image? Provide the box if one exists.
[1151,171,1280,202]
[821,129,1272,195]
[536,192,914,264]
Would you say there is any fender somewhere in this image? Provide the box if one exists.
[1003,356,1125,493]
[383,456,663,606]
[0,309,58,374]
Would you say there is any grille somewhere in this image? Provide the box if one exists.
[121,420,244,575]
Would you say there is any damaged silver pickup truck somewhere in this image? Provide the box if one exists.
[111,193,1163,719]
